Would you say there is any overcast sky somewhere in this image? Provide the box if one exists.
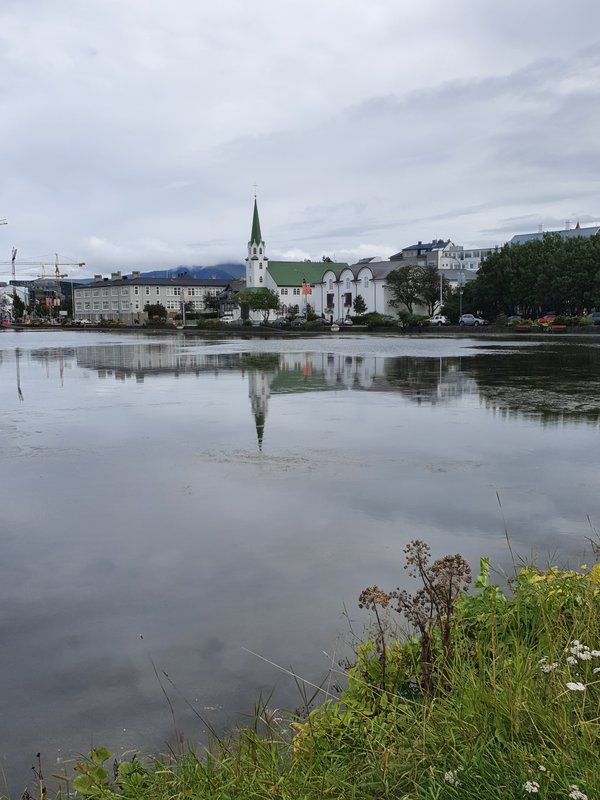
[1,0,599,278]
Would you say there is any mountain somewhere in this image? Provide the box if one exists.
[142,263,245,280]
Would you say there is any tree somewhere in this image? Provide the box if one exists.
[386,267,421,314]
[236,288,280,323]
[144,302,167,320]
[12,294,25,321]
[353,294,367,316]
[203,294,220,314]
[414,265,449,316]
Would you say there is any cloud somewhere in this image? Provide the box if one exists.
[0,0,599,276]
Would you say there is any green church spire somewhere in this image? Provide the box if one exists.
[250,198,262,244]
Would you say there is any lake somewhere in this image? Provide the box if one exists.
[1,330,599,794]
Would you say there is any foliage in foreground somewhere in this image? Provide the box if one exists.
[20,545,600,800]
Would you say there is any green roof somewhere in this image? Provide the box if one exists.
[250,198,262,244]
[266,261,349,287]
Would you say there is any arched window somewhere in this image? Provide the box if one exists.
[345,278,351,290]
[259,275,263,283]
[259,247,262,254]
[328,279,333,290]
[259,262,262,269]
[253,247,257,254]
[364,277,369,288]
[294,304,299,314]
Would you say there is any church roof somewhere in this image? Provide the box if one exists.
[267,261,348,286]
[510,226,600,245]
[250,198,262,244]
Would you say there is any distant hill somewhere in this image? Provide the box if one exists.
[143,263,245,280]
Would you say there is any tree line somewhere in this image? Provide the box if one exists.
[470,233,600,318]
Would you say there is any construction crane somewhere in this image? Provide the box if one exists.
[0,251,85,317]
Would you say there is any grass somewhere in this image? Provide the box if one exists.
[10,552,600,800]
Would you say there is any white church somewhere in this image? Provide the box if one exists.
[244,198,413,320]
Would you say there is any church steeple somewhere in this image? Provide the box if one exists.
[250,198,262,245]
[245,195,267,288]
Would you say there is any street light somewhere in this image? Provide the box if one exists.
[458,272,465,318]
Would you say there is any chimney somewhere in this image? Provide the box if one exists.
[111,271,122,281]
[132,271,141,279]
[94,274,102,281]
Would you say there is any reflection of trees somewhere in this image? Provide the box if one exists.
[461,347,600,425]
[384,357,477,404]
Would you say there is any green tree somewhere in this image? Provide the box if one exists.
[414,265,449,316]
[387,266,420,314]
[144,302,167,320]
[203,293,220,314]
[353,294,367,316]
[236,288,280,323]
[12,294,25,321]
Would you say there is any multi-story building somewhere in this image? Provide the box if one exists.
[73,271,233,324]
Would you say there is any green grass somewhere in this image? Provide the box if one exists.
[13,559,600,800]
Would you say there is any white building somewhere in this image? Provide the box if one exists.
[73,272,232,324]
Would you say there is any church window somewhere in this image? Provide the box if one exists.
[259,247,262,254]
[259,262,262,268]
[259,276,263,283]
[363,277,369,288]
[253,247,257,254]
[328,279,333,290]
[345,278,351,290]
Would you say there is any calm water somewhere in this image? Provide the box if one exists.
[1,330,599,792]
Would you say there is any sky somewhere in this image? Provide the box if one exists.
[1,0,600,279]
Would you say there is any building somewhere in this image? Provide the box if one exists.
[73,271,233,324]
[510,223,600,246]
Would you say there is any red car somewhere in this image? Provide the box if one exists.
[537,312,557,325]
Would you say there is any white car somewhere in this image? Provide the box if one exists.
[220,314,236,323]
[429,315,449,326]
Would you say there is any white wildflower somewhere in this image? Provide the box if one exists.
[568,785,588,800]
[571,640,581,647]
[566,682,586,691]
[578,651,592,661]
[593,667,600,674]
[524,780,540,793]
[590,650,600,657]
[538,765,546,772]
[540,662,559,673]
[444,770,459,785]
[566,656,578,665]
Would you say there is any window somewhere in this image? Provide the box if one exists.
[156,287,160,295]
[259,247,262,254]
[166,299,179,310]
[112,301,119,310]
[259,262,262,268]
[345,278,351,290]
[145,287,150,295]
[280,288,288,295]
[102,288,109,296]
[102,302,109,310]
[134,287,139,295]
[328,279,333,290]
[84,289,90,297]
[112,288,118,296]
[134,303,139,310]
[363,277,369,288]
[84,302,91,310]
[253,247,257,254]
[93,289,100,296]
[121,287,128,295]
[293,287,300,295]
[122,302,129,309]
[75,302,83,311]
[259,276,263,283]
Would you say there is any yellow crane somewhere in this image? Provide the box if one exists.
[0,251,85,317]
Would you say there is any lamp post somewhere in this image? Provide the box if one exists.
[458,272,465,318]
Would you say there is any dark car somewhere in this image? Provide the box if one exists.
[587,312,600,325]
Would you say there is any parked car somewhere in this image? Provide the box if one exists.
[536,312,557,325]
[271,317,290,327]
[429,315,450,326]
[507,315,523,322]
[335,317,353,326]
[587,312,600,325]
[220,314,236,323]
[291,317,307,327]
[459,314,487,326]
